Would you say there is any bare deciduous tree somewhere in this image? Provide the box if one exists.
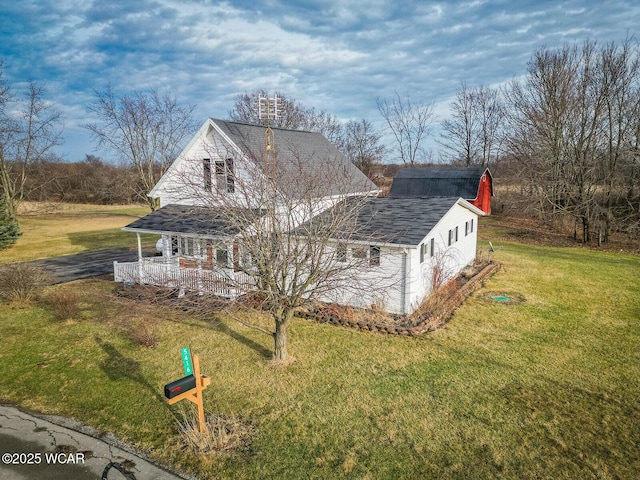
[165,134,391,361]
[342,119,385,177]
[440,82,504,167]
[84,84,197,211]
[227,89,344,147]
[440,82,477,165]
[0,66,63,224]
[377,91,435,166]
[504,38,640,243]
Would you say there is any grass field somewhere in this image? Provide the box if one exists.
[0,204,639,479]
[1,202,156,263]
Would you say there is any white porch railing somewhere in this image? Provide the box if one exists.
[113,257,256,298]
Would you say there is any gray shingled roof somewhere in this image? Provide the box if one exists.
[212,119,378,198]
[296,196,463,246]
[125,198,467,247]
[122,204,262,236]
[390,167,490,199]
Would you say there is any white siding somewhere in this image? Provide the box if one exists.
[408,202,479,311]
[152,127,260,209]
[320,202,480,315]
[317,244,406,314]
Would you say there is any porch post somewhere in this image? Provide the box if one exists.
[197,239,203,295]
[137,233,143,283]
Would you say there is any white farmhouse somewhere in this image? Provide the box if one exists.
[114,118,484,315]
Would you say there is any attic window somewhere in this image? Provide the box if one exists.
[215,159,235,193]
[226,158,235,193]
[336,242,347,262]
[203,158,212,192]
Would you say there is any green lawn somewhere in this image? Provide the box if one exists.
[1,202,156,263]
[0,208,639,479]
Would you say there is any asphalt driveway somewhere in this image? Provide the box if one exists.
[28,248,139,284]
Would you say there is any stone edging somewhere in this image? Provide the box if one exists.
[299,262,501,336]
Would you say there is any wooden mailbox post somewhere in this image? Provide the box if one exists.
[165,353,211,433]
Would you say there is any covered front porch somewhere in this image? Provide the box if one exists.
[113,254,255,298]
[114,204,257,298]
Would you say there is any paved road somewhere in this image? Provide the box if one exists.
[29,248,139,284]
[0,404,195,480]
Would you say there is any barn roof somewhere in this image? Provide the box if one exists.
[296,196,482,247]
[211,118,379,198]
[390,167,491,199]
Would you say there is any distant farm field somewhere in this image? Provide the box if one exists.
[0,204,638,479]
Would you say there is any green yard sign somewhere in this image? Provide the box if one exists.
[181,347,193,376]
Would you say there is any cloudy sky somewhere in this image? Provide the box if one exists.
[1,0,639,162]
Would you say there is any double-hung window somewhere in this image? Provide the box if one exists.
[349,245,380,267]
[203,158,212,192]
[420,238,436,262]
[448,227,459,246]
[465,219,474,236]
[369,246,380,267]
[214,158,235,193]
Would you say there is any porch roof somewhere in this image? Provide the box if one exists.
[122,204,261,237]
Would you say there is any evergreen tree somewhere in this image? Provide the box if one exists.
[0,194,20,250]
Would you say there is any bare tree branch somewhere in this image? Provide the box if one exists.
[84,84,198,211]
[377,91,435,166]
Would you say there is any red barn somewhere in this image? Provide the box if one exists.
[389,167,493,215]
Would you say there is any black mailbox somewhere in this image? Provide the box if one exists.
[164,375,196,399]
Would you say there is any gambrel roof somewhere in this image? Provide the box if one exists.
[390,167,492,199]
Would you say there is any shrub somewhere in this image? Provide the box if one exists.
[0,263,52,303]
[42,289,80,320]
[127,317,159,348]
[176,408,253,455]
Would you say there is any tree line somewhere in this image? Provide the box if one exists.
[504,39,640,244]
[3,38,640,250]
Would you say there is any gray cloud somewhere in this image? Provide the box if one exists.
[1,0,639,161]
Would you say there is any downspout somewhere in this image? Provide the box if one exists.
[400,249,408,315]
[136,233,143,283]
